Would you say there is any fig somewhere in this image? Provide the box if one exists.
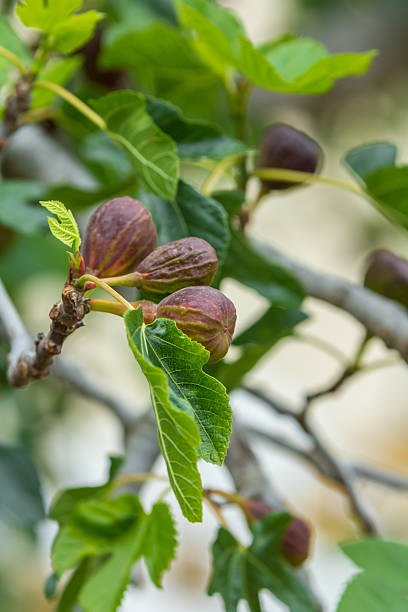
[156,286,236,363]
[364,249,408,308]
[258,123,322,191]
[82,196,157,277]
[102,237,218,297]
[243,499,310,567]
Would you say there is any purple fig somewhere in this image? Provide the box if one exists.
[101,237,218,297]
[156,286,236,363]
[82,196,157,277]
[244,498,310,567]
[364,249,408,308]
[258,123,322,191]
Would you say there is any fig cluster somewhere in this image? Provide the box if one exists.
[81,196,236,362]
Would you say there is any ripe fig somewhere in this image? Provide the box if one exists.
[258,123,322,191]
[364,249,408,308]
[244,499,310,567]
[102,237,218,297]
[82,196,157,277]
[156,286,236,363]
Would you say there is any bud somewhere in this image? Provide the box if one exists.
[82,197,157,277]
[156,286,236,363]
[244,499,310,567]
[114,237,218,297]
[258,123,322,191]
[364,249,408,308]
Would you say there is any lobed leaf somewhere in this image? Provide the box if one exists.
[142,502,178,587]
[208,513,317,612]
[125,308,203,522]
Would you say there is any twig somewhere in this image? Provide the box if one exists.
[256,241,408,362]
[242,385,378,534]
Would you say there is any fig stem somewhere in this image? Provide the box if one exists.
[88,299,127,316]
[98,272,142,288]
[77,274,134,311]
[254,167,365,197]
[0,46,27,74]
[110,472,168,494]
[34,81,106,130]
[202,152,247,195]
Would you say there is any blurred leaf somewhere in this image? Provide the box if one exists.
[211,189,246,218]
[92,91,179,200]
[0,15,31,85]
[50,455,124,526]
[32,56,83,108]
[51,10,104,54]
[175,0,376,93]
[78,131,133,186]
[208,513,317,611]
[176,0,245,78]
[125,308,203,522]
[142,502,177,587]
[0,443,45,528]
[344,142,397,182]
[47,179,139,213]
[56,559,91,612]
[338,540,408,611]
[222,229,304,308]
[0,180,46,234]
[142,179,230,266]
[146,96,247,160]
[17,0,83,31]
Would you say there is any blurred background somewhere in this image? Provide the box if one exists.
[1,0,408,610]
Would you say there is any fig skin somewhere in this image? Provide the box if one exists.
[258,123,322,191]
[243,499,310,567]
[103,237,218,297]
[82,196,157,278]
[364,249,408,308]
[156,286,236,363]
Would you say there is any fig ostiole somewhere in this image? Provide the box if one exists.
[98,237,218,298]
[82,196,157,278]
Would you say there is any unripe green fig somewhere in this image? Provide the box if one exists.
[243,499,310,567]
[156,286,236,363]
[258,123,322,191]
[82,196,157,277]
[102,237,218,297]
[364,249,408,308]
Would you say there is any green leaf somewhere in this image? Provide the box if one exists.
[56,559,92,612]
[125,308,203,522]
[50,455,124,526]
[176,0,245,77]
[338,540,408,611]
[208,513,317,612]
[92,91,179,200]
[146,97,247,160]
[40,200,81,251]
[212,306,306,392]
[142,180,230,266]
[222,229,304,308]
[0,180,47,234]
[17,0,82,31]
[0,15,31,85]
[32,56,83,109]
[175,0,376,94]
[0,444,45,528]
[143,502,177,587]
[211,190,246,219]
[51,10,104,54]
[344,142,398,182]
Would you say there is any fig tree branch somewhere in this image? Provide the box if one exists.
[256,240,408,362]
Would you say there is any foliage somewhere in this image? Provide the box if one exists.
[1,0,407,611]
